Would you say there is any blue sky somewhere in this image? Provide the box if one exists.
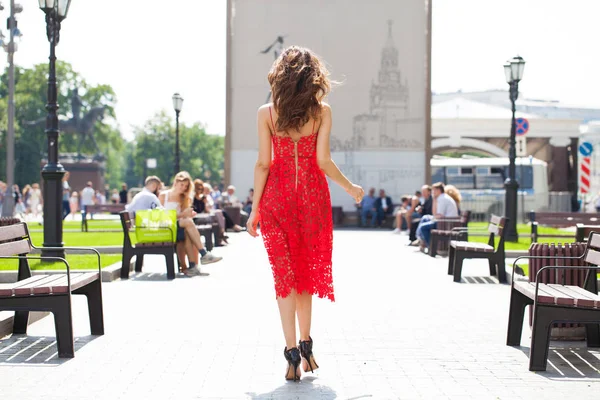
[1,0,598,140]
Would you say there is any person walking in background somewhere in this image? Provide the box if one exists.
[119,183,128,204]
[81,181,96,220]
[247,46,364,381]
[62,172,71,220]
[29,183,43,220]
[69,192,79,220]
[111,189,119,204]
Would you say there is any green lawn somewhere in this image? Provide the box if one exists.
[0,254,122,271]
[467,222,574,251]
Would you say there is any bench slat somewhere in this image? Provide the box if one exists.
[0,239,31,257]
[590,234,600,250]
[514,282,561,305]
[585,249,600,266]
[548,284,600,308]
[0,223,27,242]
[0,275,53,297]
[12,274,69,296]
[514,281,600,308]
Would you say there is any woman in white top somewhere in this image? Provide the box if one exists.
[29,183,43,218]
[159,171,222,277]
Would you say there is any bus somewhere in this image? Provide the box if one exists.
[430,156,549,221]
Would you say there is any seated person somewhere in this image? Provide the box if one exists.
[357,187,377,227]
[222,185,249,226]
[392,195,411,233]
[159,172,223,276]
[374,189,393,227]
[409,185,431,244]
[416,182,458,250]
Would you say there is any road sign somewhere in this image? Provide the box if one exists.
[516,136,527,157]
[515,118,529,136]
[581,156,591,194]
[579,141,594,157]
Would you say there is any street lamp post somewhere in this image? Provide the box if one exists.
[39,0,71,259]
[0,0,23,217]
[503,55,526,242]
[172,93,183,176]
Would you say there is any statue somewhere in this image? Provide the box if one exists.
[25,87,107,161]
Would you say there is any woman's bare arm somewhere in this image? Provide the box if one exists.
[315,104,353,192]
[250,106,273,214]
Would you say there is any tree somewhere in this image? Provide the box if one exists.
[0,61,124,186]
[132,111,224,187]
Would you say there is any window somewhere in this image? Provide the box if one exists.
[476,166,505,189]
[447,166,475,189]
[431,167,444,185]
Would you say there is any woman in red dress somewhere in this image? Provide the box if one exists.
[247,46,364,381]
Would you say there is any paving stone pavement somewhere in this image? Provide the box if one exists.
[1,230,600,399]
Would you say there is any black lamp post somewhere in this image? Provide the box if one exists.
[503,55,526,242]
[172,92,183,176]
[39,0,71,258]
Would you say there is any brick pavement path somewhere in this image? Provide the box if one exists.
[1,230,600,399]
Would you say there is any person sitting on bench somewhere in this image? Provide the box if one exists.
[409,185,432,244]
[415,182,458,251]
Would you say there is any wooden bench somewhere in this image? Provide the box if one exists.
[119,211,176,280]
[193,213,217,251]
[575,224,600,242]
[0,222,104,358]
[506,232,600,371]
[447,215,507,283]
[530,211,600,243]
[81,203,126,232]
[429,211,471,258]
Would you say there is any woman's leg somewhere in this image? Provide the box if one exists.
[178,218,206,251]
[214,210,226,231]
[277,290,297,350]
[184,235,199,265]
[296,291,312,341]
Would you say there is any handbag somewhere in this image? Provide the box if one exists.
[135,209,177,243]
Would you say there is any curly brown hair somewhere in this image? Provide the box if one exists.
[267,46,331,133]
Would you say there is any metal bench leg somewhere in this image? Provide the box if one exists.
[447,246,455,275]
[496,257,507,283]
[52,296,75,358]
[74,279,104,336]
[430,235,438,258]
[135,254,144,272]
[529,306,553,371]
[507,288,531,346]
[488,258,497,276]
[121,250,132,279]
[453,254,465,283]
[12,311,29,334]
[585,324,600,347]
[165,252,176,280]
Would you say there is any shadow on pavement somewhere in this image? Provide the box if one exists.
[0,335,98,365]
[513,345,600,380]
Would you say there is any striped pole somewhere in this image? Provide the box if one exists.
[581,156,591,194]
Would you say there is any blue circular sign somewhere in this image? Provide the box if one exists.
[579,142,594,156]
[515,118,529,136]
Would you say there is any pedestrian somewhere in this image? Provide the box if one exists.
[81,181,95,220]
[119,183,128,204]
[247,46,364,381]
[62,172,71,220]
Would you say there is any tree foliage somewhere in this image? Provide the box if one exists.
[0,61,123,186]
[132,111,224,187]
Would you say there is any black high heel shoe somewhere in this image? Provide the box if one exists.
[299,336,319,373]
[283,347,301,381]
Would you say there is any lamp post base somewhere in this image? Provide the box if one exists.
[41,165,65,259]
[504,178,519,242]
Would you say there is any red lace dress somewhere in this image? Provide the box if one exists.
[259,107,334,301]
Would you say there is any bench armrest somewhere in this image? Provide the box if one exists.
[30,245,101,274]
[510,254,585,284]
[0,255,75,291]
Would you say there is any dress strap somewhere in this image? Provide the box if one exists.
[269,106,277,133]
